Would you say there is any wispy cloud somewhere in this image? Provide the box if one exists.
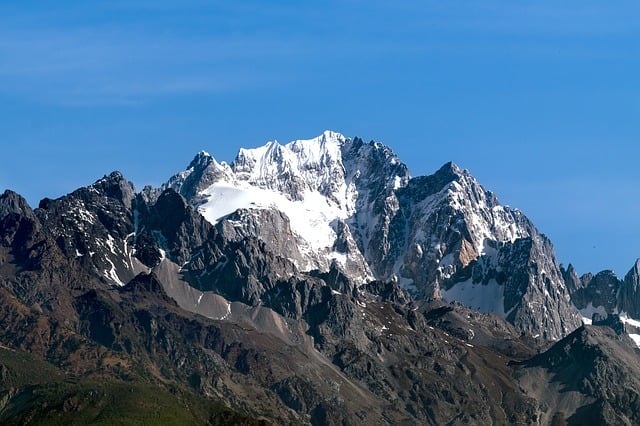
[1,1,638,106]
[0,25,298,105]
[0,1,317,106]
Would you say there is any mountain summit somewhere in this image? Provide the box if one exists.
[158,131,581,339]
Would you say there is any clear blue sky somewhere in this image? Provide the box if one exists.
[1,1,639,276]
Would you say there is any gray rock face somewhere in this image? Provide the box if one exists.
[564,260,640,324]
[0,191,40,252]
[0,190,36,220]
[216,208,305,271]
[440,235,582,340]
[34,172,143,286]
[561,263,582,294]
[500,235,581,340]
[569,268,620,315]
[360,160,581,339]
[340,137,410,280]
[136,188,211,265]
[388,162,533,293]
[159,150,221,203]
[619,259,640,317]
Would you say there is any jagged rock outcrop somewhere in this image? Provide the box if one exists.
[567,267,620,318]
[135,188,211,265]
[383,162,581,339]
[0,190,37,220]
[619,259,640,318]
[34,171,144,286]
[0,191,41,259]
[390,162,533,293]
[564,259,640,327]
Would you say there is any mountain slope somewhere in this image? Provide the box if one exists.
[515,324,640,425]
[0,190,546,424]
[2,131,638,424]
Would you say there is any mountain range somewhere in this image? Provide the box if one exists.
[1,131,640,424]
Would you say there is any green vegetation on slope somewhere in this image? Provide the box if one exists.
[0,347,268,426]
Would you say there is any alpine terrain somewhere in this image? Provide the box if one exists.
[1,131,639,425]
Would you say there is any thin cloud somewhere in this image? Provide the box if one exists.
[1,1,638,106]
[0,25,299,105]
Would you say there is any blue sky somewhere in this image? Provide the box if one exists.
[1,1,639,275]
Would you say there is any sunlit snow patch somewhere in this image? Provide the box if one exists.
[619,312,640,329]
[198,182,351,257]
[612,313,640,349]
[628,334,640,349]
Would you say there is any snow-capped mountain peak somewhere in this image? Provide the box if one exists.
[440,163,531,253]
[168,133,536,288]
[159,132,581,339]
[230,131,348,198]
[286,130,347,161]
[161,131,413,280]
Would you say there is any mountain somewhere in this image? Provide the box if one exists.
[160,131,581,340]
[0,131,639,424]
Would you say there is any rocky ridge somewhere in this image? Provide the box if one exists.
[0,132,639,424]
